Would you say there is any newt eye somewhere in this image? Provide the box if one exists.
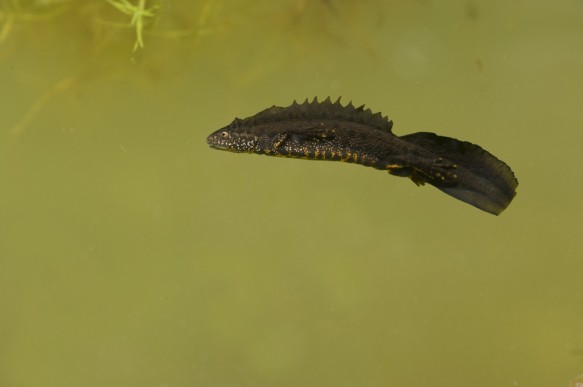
[220,131,228,138]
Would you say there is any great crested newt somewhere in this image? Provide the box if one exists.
[206,97,518,215]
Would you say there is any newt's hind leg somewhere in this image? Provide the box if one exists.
[386,158,458,187]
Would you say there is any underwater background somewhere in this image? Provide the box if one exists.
[1,1,583,386]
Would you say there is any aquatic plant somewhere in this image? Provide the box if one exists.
[105,0,158,51]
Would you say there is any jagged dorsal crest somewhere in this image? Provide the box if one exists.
[240,97,393,132]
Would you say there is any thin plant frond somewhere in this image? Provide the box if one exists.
[105,0,158,51]
[11,74,78,136]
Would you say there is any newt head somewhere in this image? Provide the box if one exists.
[206,119,258,153]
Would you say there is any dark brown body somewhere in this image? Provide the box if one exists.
[207,97,518,215]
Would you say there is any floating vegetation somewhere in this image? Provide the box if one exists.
[3,0,385,134]
[1,0,382,56]
[105,0,158,51]
[0,0,162,52]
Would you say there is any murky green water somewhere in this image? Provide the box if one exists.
[1,1,583,386]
